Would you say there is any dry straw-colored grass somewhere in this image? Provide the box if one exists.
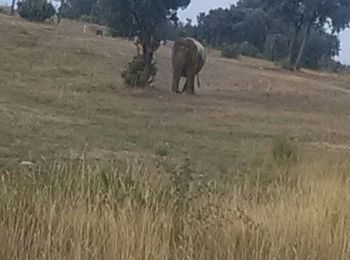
[0,156,349,260]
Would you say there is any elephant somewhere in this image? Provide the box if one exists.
[171,37,207,95]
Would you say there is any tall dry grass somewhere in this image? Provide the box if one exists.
[0,156,350,260]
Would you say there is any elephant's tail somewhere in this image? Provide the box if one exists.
[197,74,201,89]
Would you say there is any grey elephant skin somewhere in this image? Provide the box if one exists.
[171,37,207,95]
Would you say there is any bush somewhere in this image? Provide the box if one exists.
[275,57,293,70]
[221,42,262,59]
[272,136,298,164]
[0,6,11,15]
[221,44,241,59]
[155,144,170,157]
[318,56,350,73]
[17,0,56,22]
[79,15,93,23]
[109,28,120,38]
[121,55,157,87]
[239,42,260,58]
[255,52,267,60]
[264,34,289,61]
[79,14,103,25]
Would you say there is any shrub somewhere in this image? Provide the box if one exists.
[0,6,11,15]
[17,0,56,22]
[155,145,170,157]
[272,136,298,164]
[221,42,262,59]
[109,28,120,38]
[79,14,103,25]
[221,43,241,59]
[121,55,157,87]
[275,57,293,70]
[79,15,93,23]
[264,34,289,61]
[318,56,350,73]
[255,52,267,60]
[239,42,260,58]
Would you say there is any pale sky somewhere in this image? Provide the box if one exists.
[0,0,349,64]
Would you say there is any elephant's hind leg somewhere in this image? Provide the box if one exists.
[183,64,196,95]
[172,53,187,94]
[183,74,195,95]
[172,73,182,93]
[180,78,187,93]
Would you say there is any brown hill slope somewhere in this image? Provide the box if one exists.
[1,15,350,172]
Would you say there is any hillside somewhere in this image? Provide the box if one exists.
[1,14,350,172]
[2,14,350,259]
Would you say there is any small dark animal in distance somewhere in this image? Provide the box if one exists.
[96,30,104,37]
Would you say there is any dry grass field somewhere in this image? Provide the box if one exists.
[1,14,350,259]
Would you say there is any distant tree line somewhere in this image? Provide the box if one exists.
[16,0,56,22]
[55,0,350,72]
[177,0,350,71]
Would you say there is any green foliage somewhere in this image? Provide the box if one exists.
[303,29,340,69]
[121,55,157,87]
[79,14,94,23]
[275,57,292,70]
[57,2,74,19]
[155,143,171,157]
[221,44,241,59]
[221,42,262,59]
[54,0,348,72]
[108,28,119,38]
[0,6,11,15]
[318,57,350,73]
[239,42,260,58]
[17,0,56,22]
[178,0,347,71]
[103,0,190,86]
[264,0,350,69]
[255,52,267,60]
[264,33,289,61]
[60,0,102,22]
[272,136,298,164]
[191,5,269,50]
[103,0,190,39]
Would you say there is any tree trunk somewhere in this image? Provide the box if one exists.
[90,5,94,23]
[140,43,154,86]
[57,0,64,24]
[215,30,220,47]
[288,22,302,68]
[288,32,296,64]
[11,0,15,16]
[293,23,310,71]
[288,31,297,67]
[270,36,275,61]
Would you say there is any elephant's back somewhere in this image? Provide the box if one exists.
[172,37,207,74]
[185,38,206,61]
[184,38,207,72]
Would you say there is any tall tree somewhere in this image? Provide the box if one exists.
[180,0,342,71]
[264,0,350,70]
[11,0,16,15]
[302,28,340,69]
[57,0,64,24]
[103,0,190,85]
